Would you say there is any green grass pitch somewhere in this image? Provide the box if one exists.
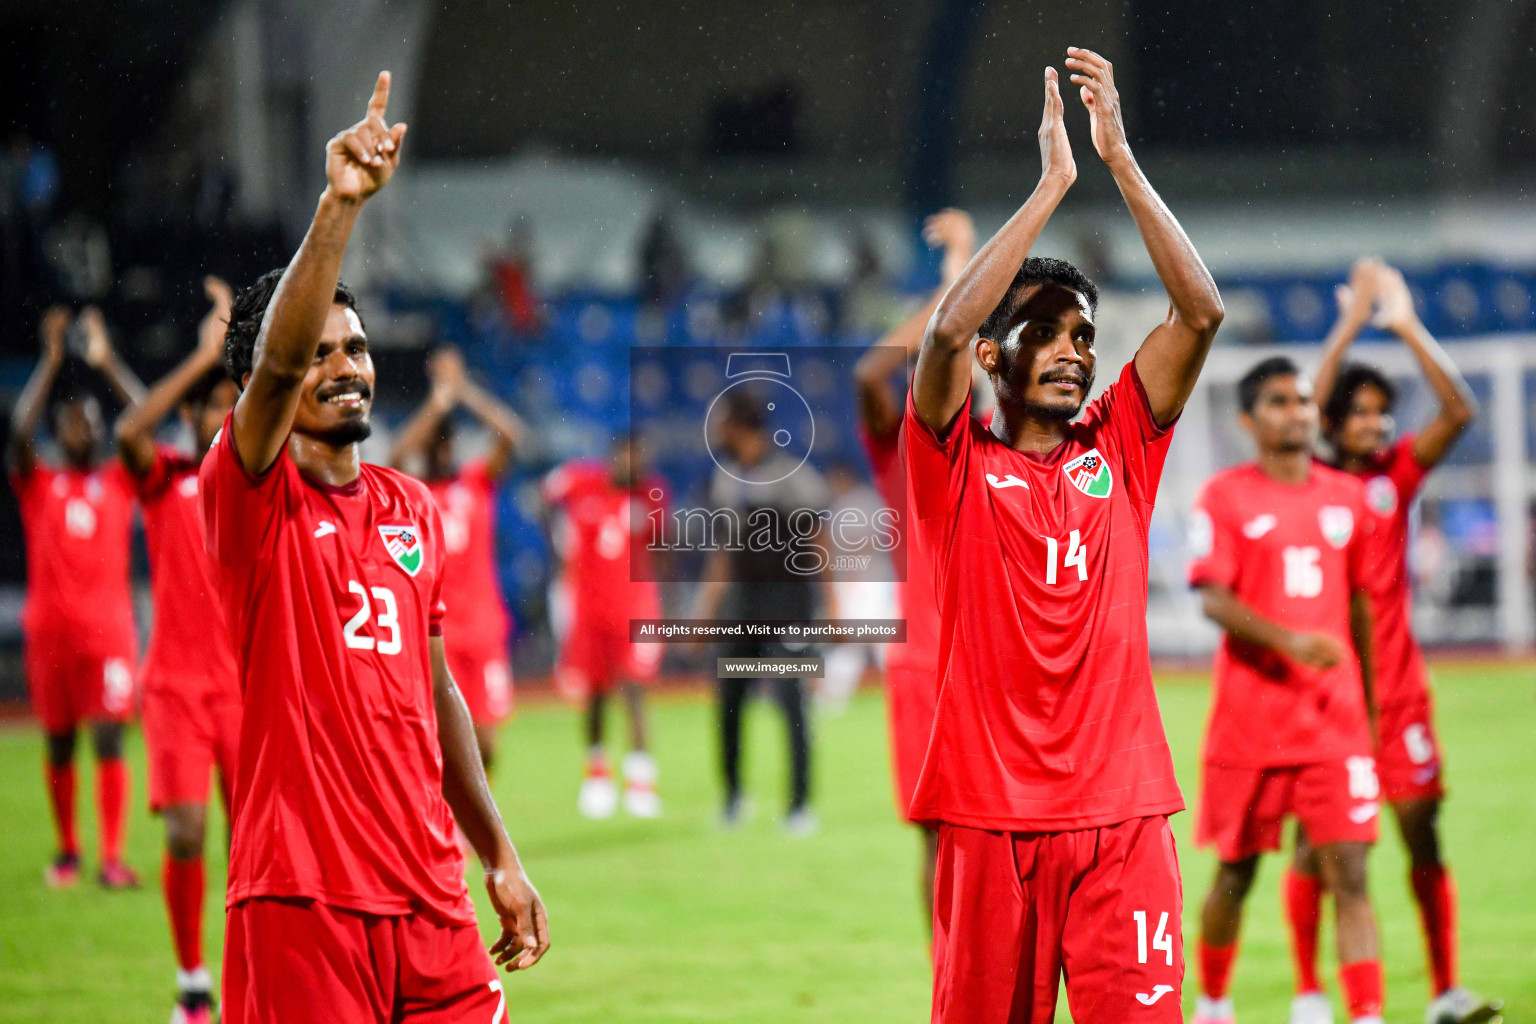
[0,661,1531,1023]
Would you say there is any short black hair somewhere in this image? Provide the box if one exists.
[978,256,1099,342]
[722,389,764,432]
[225,268,361,383]
[1322,362,1395,430]
[1238,355,1301,413]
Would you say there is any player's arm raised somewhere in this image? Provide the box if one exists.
[1376,266,1477,467]
[855,209,974,437]
[115,277,231,476]
[7,306,70,477]
[234,71,406,474]
[430,638,549,970]
[1066,47,1223,427]
[459,375,525,482]
[913,70,1074,433]
[1312,258,1380,412]
[77,307,146,408]
[388,347,462,472]
[1197,582,1346,672]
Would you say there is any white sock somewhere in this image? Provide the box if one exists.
[623,750,657,786]
[1195,995,1233,1019]
[176,965,212,993]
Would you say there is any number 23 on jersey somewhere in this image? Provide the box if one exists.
[343,581,402,655]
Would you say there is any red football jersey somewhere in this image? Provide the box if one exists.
[1340,436,1430,708]
[903,361,1185,832]
[134,446,238,697]
[11,461,137,653]
[425,461,511,658]
[200,417,473,923]
[543,461,664,624]
[1188,462,1374,768]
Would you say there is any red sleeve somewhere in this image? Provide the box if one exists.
[130,445,181,503]
[1186,480,1238,590]
[426,498,447,636]
[1386,435,1429,504]
[902,389,973,520]
[858,420,899,483]
[198,413,296,569]
[8,461,50,513]
[1080,360,1179,507]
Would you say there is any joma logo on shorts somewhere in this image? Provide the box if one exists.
[1136,984,1175,1005]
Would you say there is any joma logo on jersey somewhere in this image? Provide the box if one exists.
[1063,448,1112,498]
[378,524,424,576]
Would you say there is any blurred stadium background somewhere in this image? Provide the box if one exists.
[2,4,1535,1022]
[2,0,1532,693]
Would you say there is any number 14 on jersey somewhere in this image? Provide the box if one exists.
[1044,530,1088,585]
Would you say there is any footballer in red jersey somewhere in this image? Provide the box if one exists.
[852,206,973,927]
[907,52,1224,1024]
[1188,357,1385,1024]
[543,437,667,819]
[8,304,146,891]
[1308,260,1497,1024]
[391,345,524,770]
[114,276,243,1022]
[201,73,546,1024]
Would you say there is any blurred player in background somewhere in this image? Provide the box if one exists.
[203,73,547,1023]
[391,345,524,771]
[114,277,242,1023]
[543,434,666,819]
[694,394,830,836]
[851,205,973,924]
[908,52,1223,1023]
[1309,261,1498,1024]
[8,304,145,890]
[1188,357,1384,1024]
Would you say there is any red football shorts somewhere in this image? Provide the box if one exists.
[884,648,938,824]
[1197,756,1381,863]
[931,816,1184,1024]
[1375,695,1446,803]
[25,626,136,733]
[223,898,504,1024]
[556,615,661,698]
[141,684,241,812]
[446,643,514,726]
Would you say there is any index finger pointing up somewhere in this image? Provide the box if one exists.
[367,71,392,120]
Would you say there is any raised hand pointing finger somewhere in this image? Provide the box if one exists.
[324,70,407,203]
[367,70,391,121]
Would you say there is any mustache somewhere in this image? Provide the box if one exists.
[316,381,373,402]
[1039,368,1089,387]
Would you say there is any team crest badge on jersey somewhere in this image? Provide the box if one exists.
[1366,475,1397,515]
[1318,505,1355,548]
[1063,448,1113,498]
[378,524,424,576]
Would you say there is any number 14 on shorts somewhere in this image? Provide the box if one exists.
[1133,909,1173,966]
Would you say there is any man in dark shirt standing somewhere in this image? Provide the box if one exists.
[694,392,829,835]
